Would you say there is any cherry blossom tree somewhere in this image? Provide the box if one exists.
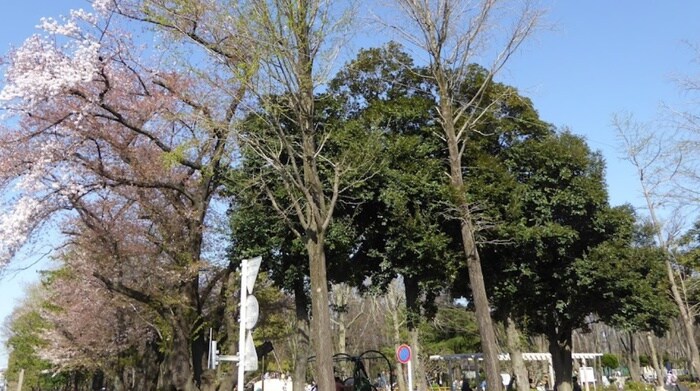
[38,248,160,390]
[0,3,250,389]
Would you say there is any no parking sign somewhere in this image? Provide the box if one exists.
[396,344,412,364]
[396,344,413,391]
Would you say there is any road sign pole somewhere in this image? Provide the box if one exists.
[397,345,413,391]
[237,258,248,391]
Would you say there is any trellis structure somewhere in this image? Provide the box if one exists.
[429,352,603,391]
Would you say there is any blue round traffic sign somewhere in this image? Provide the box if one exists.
[396,344,411,364]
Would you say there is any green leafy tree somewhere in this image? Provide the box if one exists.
[327,45,462,390]
[4,289,69,390]
[229,41,675,391]
[601,353,620,376]
[229,42,461,390]
[420,303,481,356]
[5,309,54,388]
[587,217,676,336]
[676,221,700,322]
[327,43,459,318]
[384,1,544,388]
[472,131,673,389]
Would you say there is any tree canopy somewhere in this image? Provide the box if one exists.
[0,2,687,391]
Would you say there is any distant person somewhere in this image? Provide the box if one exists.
[375,373,387,390]
[572,376,582,391]
[462,378,472,391]
[667,370,678,385]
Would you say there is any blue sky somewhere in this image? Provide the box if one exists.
[1,0,700,368]
[500,1,700,208]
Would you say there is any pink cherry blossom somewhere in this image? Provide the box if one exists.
[1,2,249,387]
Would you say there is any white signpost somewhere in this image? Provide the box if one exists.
[238,256,262,391]
[207,256,262,391]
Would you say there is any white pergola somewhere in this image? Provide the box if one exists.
[429,352,603,391]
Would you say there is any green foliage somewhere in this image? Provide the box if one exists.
[675,220,700,323]
[624,381,648,391]
[325,43,465,326]
[446,66,556,307]
[253,271,295,341]
[584,219,676,335]
[4,305,68,389]
[420,304,481,356]
[469,128,672,346]
[601,353,620,370]
[228,42,671,367]
[161,143,190,169]
[638,355,651,367]
[228,42,458,325]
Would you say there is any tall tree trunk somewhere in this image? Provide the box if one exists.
[627,332,641,383]
[440,95,501,391]
[307,238,334,391]
[159,311,197,391]
[410,328,428,391]
[666,262,700,379]
[334,284,349,355]
[192,315,207,388]
[548,329,573,391]
[288,0,338,388]
[217,272,241,391]
[506,317,529,391]
[293,281,311,391]
[461,224,501,391]
[158,277,201,391]
[146,340,164,391]
[388,282,408,391]
[70,371,78,391]
[646,333,665,391]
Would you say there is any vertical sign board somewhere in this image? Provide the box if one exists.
[580,366,596,391]
[397,344,412,391]
[238,256,262,391]
[579,367,595,383]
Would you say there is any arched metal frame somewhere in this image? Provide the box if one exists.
[308,350,395,391]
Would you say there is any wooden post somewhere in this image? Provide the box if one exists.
[16,369,24,391]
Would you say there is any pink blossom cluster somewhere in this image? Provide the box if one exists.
[0,0,245,376]
[92,0,115,17]
[38,247,156,367]
[0,196,41,265]
[0,5,103,267]
[1,8,102,108]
